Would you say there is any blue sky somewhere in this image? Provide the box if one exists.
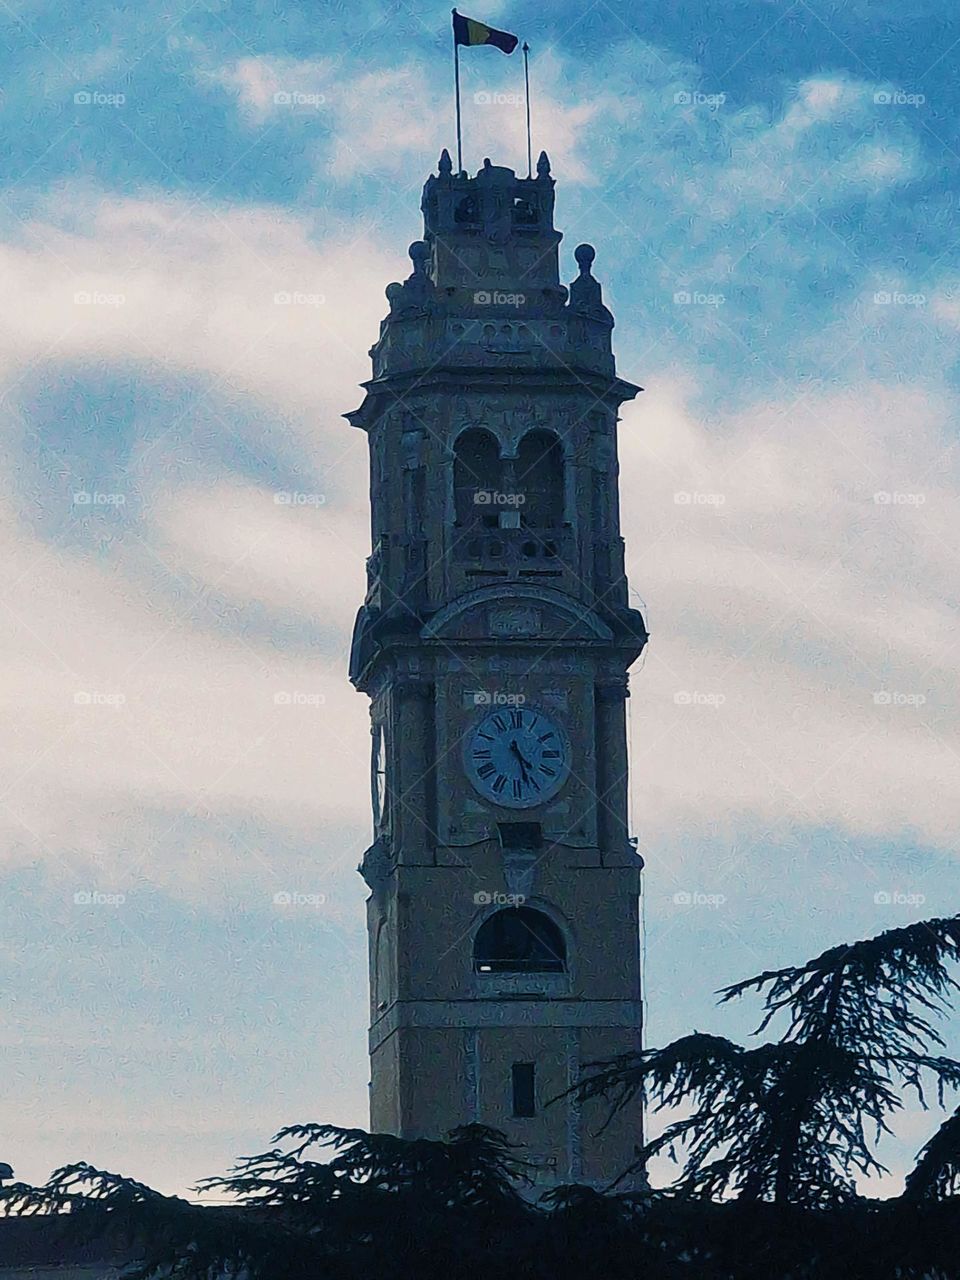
[0,0,958,1197]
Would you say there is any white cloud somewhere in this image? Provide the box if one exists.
[153,479,366,633]
[0,194,387,896]
[0,191,396,424]
[211,55,336,123]
[620,379,960,848]
[210,51,600,183]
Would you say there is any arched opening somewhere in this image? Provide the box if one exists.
[474,907,567,973]
[516,430,564,529]
[512,197,538,227]
[454,429,502,529]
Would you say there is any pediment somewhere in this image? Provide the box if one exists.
[422,585,613,644]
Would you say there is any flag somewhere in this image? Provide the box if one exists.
[452,10,519,54]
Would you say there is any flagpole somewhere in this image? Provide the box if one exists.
[453,10,463,173]
[522,42,532,178]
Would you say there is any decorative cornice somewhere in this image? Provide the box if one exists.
[393,678,434,699]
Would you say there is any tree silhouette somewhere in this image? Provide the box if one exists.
[904,1105,960,1200]
[572,915,960,1207]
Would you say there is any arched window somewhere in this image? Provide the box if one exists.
[454,429,501,528]
[512,197,538,227]
[474,907,567,973]
[516,430,563,529]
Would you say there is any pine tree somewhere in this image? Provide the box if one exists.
[573,915,960,1205]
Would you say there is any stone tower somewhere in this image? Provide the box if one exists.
[347,151,647,1188]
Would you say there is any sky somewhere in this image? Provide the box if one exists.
[0,0,958,1198]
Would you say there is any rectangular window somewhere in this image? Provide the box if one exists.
[512,1062,536,1117]
[497,822,542,851]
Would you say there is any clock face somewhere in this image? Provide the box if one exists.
[464,705,570,809]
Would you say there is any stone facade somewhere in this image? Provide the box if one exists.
[347,151,648,1189]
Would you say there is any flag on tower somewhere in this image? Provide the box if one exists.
[452,10,519,54]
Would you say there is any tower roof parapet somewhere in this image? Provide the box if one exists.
[365,155,630,387]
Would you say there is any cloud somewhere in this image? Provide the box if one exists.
[153,479,365,634]
[619,377,959,848]
[0,193,387,900]
[209,51,601,183]
[211,55,336,124]
[0,190,396,423]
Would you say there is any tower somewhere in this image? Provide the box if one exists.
[347,151,647,1188]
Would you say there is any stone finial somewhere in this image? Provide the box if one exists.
[537,150,551,178]
[385,240,433,313]
[569,242,611,321]
[384,244,434,317]
[438,148,452,177]
[574,243,596,273]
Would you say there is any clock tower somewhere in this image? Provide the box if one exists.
[347,151,647,1188]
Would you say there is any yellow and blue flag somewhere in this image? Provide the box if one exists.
[452,10,519,54]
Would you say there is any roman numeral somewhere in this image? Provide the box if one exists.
[540,765,556,777]
[538,732,555,743]
[473,748,491,759]
[493,715,508,733]
[542,750,560,759]
[477,763,496,779]
[510,708,523,729]
[492,774,507,793]
[512,779,522,800]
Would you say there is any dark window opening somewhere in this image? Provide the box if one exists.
[516,430,563,529]
[512,1062,536,1117]
[512,198,538,226]
[455,195,479,225]
[474,907,566,974]
[454,429,502,529]
[497,822,542,851]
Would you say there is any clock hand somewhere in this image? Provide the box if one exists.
[509,739,534,781]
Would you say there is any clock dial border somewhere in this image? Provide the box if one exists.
[463,704,571,810]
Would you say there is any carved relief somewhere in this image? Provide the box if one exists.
[488,606,541,636]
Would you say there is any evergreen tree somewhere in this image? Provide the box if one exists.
[573,916,960,1204]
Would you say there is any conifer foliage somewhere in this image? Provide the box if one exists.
[575,915,960,1205]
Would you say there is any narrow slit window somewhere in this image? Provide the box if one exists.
[512,1062,536,1117]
